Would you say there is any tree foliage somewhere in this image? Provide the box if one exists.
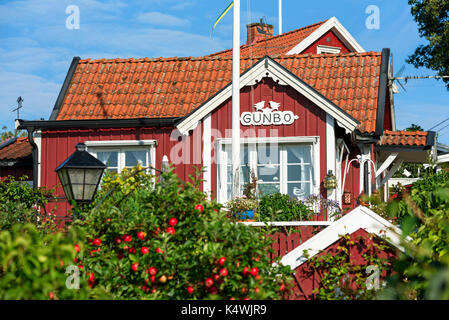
[407,0,449,89]
[379,170,449,299]
[72,166,293,299]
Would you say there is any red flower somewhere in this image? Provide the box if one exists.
[93,238,101,246]
[169,218,178,227]
[88,272,95,282]
[128,247,136,254]
[156,248,164,254]
[242,266,249,276]
[74,244,80,253]
[141,246,149,255]
[123,235,132,242]
[166,227,175,235]
[194,204,204,213]
[131,263,139,272]
[187,286,194,294]
[218,257,226,266]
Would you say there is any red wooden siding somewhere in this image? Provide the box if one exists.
[267,226,327,262]
[40,125,202,219]
[289,228,398,300]
[302,30,351,54]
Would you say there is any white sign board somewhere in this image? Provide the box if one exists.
[240,101,299,126]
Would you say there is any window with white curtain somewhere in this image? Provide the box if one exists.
[85,140,156,175]
[218,138,319,203]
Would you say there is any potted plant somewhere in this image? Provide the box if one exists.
[226,196,258,222]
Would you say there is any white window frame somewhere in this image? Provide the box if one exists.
[317,45,341,54]
[217,137,320,204]
[84,140,156,176]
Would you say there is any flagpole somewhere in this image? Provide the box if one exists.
[279,0,282,35]
[232,0,241,199]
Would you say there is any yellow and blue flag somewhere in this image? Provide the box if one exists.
[211,1,234,36]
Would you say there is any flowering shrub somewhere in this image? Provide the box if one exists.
[73,166,293,299]
[226,196,258,216]
[303,194,342,220]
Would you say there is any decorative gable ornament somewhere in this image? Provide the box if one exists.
[240,101,299,126]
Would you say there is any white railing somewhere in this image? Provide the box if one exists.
[238,221,333,227]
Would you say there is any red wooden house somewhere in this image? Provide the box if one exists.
[0,137,33,185]
[18,17,435,222]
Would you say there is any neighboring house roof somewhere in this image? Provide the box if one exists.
[0,137,32,161]
[52,51,383,133]
[379,130,433,148]
[280,205,407,270]
[209,17,365,59]
[209,20,326,58]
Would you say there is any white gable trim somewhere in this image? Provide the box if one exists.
[280,205,408,270]
[286,17,365,55]
[176,57,359,135]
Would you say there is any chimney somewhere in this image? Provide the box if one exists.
[246,22,274,45]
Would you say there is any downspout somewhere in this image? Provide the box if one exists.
[26,126,38,189]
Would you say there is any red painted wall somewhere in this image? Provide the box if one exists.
[40,125,202,220]
[302,30,351,54]
[289,228,398,300]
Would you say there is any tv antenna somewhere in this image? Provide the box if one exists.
[12,96,23,119]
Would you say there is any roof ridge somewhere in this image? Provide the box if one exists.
[78,50,382,65]
[209,19,328,57]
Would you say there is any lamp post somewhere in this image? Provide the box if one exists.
[55,143,106,219]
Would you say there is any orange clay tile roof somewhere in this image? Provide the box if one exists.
[209,20,326,58]
[379,130,429,147]
[55,51,382,133]
[0,137,32,161]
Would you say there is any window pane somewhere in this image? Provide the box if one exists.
[125,150,146,167]
[257,144,280,165]
[258,183,280,195]
[288,182,311,200]
[287,164,311,182]
[287,146,311,163]
[225,144,248,165]
[257,165,280,182]
[97,151,118,167]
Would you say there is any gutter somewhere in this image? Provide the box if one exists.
[24,127,38,189]
[17,117,182,131]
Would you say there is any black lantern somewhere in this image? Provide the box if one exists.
[55,143,106,205]
[323,170,337,190]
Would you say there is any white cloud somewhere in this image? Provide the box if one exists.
[136,11,190,28]
[0,69,61,126]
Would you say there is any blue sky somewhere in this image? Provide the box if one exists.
[1,0,449,142]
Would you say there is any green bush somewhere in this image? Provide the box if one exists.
[378,170,449,299]
[0,224,108,299]
[72,166,293,299]
[258,193,310,221]
[0,176,56,234]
